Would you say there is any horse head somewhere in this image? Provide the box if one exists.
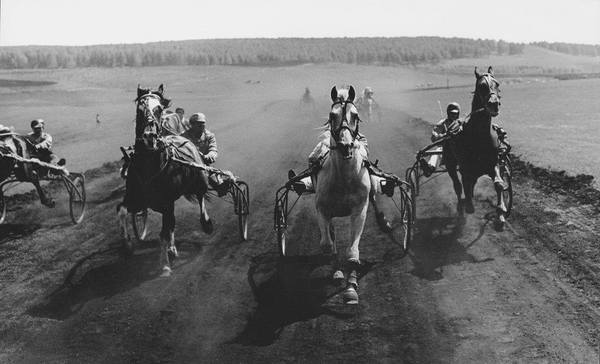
[473,66,501,117]
[329,85,360,159]
[135,84,172,151]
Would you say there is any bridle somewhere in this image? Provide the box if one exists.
[328,99,361,149]
[475,73,501,108]
[135,93,164,145]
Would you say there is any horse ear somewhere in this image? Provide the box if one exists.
[137,84,143,98]
[158,84,164,95]
[474,67,481,79]
[487,66,494,75]
[330,86,338,102]
[348,86,356,102]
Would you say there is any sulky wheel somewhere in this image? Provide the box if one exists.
[500,157,513,217]
[392,189,413,254]
[0,191,6,224]
[131,209,148,241]
[234,181,249,241]
[68,174,86,224]
[275,200,287,257]
[406,166,419,219]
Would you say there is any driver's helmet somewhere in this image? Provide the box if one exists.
[364,87,373,96]
[446,102,460,116]
[30,119,45,129]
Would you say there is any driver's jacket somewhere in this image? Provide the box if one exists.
[26,132,54,163]
[181,129,218,162]
[431,118,455,142]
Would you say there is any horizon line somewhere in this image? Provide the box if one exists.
[2,35,599,48]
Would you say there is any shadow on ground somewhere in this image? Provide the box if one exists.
[0,223,41,245]
[233,252,375,346]
[408,215,494,281]
[26,238,203,321]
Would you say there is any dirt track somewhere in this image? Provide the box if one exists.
[1,98,600,363]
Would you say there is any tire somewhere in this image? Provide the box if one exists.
[501,158,513,217]
[393,191,413,254]
[0,191,6,224]
[275,201,286,257]
[406,166,419,219]
[131,209,148,241]
[68,174,86,224]
[235,181,249,241]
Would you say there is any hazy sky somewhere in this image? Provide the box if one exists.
[2,0,599,46]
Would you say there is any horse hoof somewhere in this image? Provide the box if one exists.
[333,270,345,283]
[343,286,359,305]
[201,217,214,234]
[160,266,172,277]
[495,215,506,231]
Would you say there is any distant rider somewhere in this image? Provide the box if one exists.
[419,102,462,177]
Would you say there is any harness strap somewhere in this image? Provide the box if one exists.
[0,150,69,175]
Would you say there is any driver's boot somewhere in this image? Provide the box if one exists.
[288,169,308,195]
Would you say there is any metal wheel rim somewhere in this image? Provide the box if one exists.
[69,176,86,224]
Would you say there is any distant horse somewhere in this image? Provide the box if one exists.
[0,127,55,207]
[443,66,508,227]
[314,85,390,304]
[117,84,212,277]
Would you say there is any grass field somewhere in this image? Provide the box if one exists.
[0,45,597,183]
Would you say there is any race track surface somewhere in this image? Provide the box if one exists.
[1,97,599,363]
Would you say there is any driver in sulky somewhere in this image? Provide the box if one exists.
[419,102,462,177]
[182,112,231,196]
[27,119,65,166]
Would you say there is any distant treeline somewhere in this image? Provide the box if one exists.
[0,37,525,69]
[532,42,600,57]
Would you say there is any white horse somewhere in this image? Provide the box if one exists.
[314,85,388,305]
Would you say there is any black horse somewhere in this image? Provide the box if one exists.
[117,84,212,277]
[444,67,508,227]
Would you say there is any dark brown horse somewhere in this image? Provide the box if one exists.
[443,67,508,227]
[117,84,212,277]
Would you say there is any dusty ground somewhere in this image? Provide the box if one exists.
[1,97,600,363]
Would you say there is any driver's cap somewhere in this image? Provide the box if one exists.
[189,113,207,123]
[447,102,460,114]
[30,119,44,128]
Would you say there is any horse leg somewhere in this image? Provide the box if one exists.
[369,175,392,232]
[159,204,176,277]
[199,196,213,234]
[117,203,132,251]
[343,202,368,305]
[446,163,463,213]
[316,209,335,254]
[347,201,368,264]
[462,174,476,214]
